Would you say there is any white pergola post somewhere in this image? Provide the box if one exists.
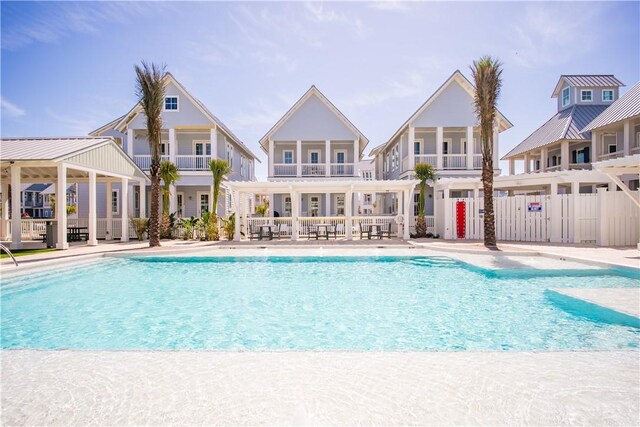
[127,129,134,158]
[291,190,299,241]
[561,141,569,171]
[408,126,416,171]
[139,180,146,218]
[296,140,302,177]
[121,178,129,242]
[1,181,9,241]
[55,164,68,250]
[403,188,412,240]
[623,121,631,156]
[169,183,177,215]
[549,181,561,243]
[211,126,218,159]
[325,140,331,177]
[436,127,444,170]
[571,181,580,244]
[88,171,98,246]
[523,154,530,173]
[169,128,176,164]
[591,131,599,162]
[466,126,474,170]
[268,193,274,217]
[268,139,274,177]
[345,190,353,240]
[233,191,241,242]
[10,165,22,249]
[105,181,113,240]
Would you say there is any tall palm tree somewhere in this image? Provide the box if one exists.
[414,162,435,237]
[470,56,503,249]
[135,61,166,247]
[208,159,232,240]
[159,160,180,215]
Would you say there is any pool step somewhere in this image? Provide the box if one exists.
[403,257,459,268]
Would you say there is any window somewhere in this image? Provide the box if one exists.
[310,196,319,217]
[111,189,119,214]
[164,96,178,111]
[309,151,319,164]
[160,142,169,156]
[226,143,234,169]
[284,196,292,217]
[335,194,345,216]
[166,96,178,110]
[364,194,372,204]
[198,193,209,215]
[635,124,640,148]
[602,90,614,101]
[133,187,140,211]
[283,150,293,164]
[335,151,345,164]
[414,193,420,216]
[414,140,422,155]
[580,90,592,102]
[240,155,246,177]
[562,87,570,106]
[176,193,184,217]
[603,134,617,153]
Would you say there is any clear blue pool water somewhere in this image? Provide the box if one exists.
[1,256,638,351]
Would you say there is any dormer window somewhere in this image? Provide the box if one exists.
[164,96,178,111]
[580,90,592,102]
[561,87,570,106]
[602,90,614,101]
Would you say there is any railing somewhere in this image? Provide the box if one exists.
[632,146,640,154]
[243,215,400,238]
[176,155,212,170]
[133,155,170,170]
[598,151,623,161]
[273,164,297,176]
[442,154,467,169]
[298,217,347,236]
[472,154,483,169]
[244,217,294,237]
[9,218,144,241]
[545,165,562,172]
[414,155,437,168]
[301,164,326,176]
[407,215,435,234]
[569,163,591,170]
[330,163,354,176]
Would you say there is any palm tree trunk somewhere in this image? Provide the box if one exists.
[482,160,497,248]
[149,171,161,247]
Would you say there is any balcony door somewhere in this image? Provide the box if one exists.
[335,150,346,175]
[309,150,320,175]
[310,195,320,217]
[194,141,212,169]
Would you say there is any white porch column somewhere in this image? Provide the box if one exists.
[549,182,561,243]
[436,127,443,170]
[325,192,331,216]
[169,183,177,214]
[55,164,68,250]
[88,171,98,246]
[591,131,599,162]
[105,181,113,240]
[443,187,451,240]
[10,166,22,249]
[169,128,176,164]
[345,190,353,240]
[561,141,569,170]
[268,193,274,217]
[523,154,531,173]
[408,126,416,171]
[508,159,515,176]
[353,139,359,169]
[1,181,9,241]
[209,183,215,215]
[403,188,412,240]
[291,190,299,241]
[540,147,548,172]
[492,125,500,168]
[268,139,274,177]
[623,121,631,156]
[571,181,580,244]
[296,140,302,177]
[232,191,241,241]
[325,140,331,177]
[127,129,134,158]
[466,126,474,170]
[121,178,129,242]
[139,181,146,218]
[210,126,218,159]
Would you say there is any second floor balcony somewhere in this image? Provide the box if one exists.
[133,155,215,171]
[412,154,483,170]
[272,162,356,178]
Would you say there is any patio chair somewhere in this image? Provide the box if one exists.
[359,222,371,240]
[248,224,261,241]
[327,224,338,239]
[376,222,393,239]
[307,225,319,240]
[271,223,283,240]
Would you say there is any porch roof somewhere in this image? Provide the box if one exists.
[223,179,418,194]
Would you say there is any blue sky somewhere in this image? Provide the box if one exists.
[2,1,638,178]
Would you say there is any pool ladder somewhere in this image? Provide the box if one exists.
[0,243,19,266]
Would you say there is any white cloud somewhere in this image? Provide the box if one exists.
[368,1,410,12]
[1,97,26,118]
[304,2,368,38]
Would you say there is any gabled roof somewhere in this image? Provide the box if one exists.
[258,85,369,155]
[502,105,608,159]
[551,75,624,97]
[0,137,116,161]
[89,115,125,136]
[369,70,513,157]
[97,73,260,162]
[582,82,640,132]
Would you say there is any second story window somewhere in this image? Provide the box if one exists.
[164,96,178,111]
[226,143,234,169]
[580,90,592,102]
[414,141,421,155]
[240,155,246,177]
[283,150,293,164]
[562,87,570,106]
[602,90,614,101]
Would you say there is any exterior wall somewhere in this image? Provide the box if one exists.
[557,83,618,111]
[412,82,477,127]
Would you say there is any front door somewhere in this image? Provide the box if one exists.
[335,151,345,175]
[197,192,210,216]
[335,194,345,216]
[310,196,320,217]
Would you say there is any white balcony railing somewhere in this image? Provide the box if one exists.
[569,163,591,170]
[442,154,467,169]
[273,163,297,176]
[176,155,212,171]
[302,164,326,176]
[133,155,169,170]
[414,155,437,168]
[598,151,623,161]
[472,154,483,169]
[330,163,354,176]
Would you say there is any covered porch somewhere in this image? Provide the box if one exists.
[1,137,148,250]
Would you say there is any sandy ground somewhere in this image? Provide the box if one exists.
[2,350,638,426]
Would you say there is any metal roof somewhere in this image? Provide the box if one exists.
[25,183,49,192]
[552,75,624,97]
[582,82,640,132]
[502,105,608,159]
[0,137,113,160]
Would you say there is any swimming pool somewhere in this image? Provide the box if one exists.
[1,256,638,351]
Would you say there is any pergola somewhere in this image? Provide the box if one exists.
[223,179,419,241]
[0,137,148,249]
[592,154,640,208]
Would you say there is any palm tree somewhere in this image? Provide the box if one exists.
[159,160,180,215]
[470,56,503,249]
[414,162,435,237]
[135,62,166,247]
[208,159,232,240]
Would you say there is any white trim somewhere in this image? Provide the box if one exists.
[460,137,476,154]
[283,149,294,164]
[192,139,211,156]
[602,89,614,102]
[308,149,320,164]
[163,95,180,112]
[580,89,593,103]
[413,138,423,155]
[176,191,185,217]
[335,149,347,163]
[442,137,452,154]
[561,86,570,107]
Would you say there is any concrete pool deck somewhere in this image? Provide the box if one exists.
[2,350,638,426]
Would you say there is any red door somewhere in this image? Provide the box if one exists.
[456,201,466,239]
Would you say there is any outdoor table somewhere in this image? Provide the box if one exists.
[315,223,333,240]
[362,224,379,239]
[259,224,276,240]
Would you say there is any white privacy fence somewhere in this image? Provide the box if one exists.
[440,190,638,246]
